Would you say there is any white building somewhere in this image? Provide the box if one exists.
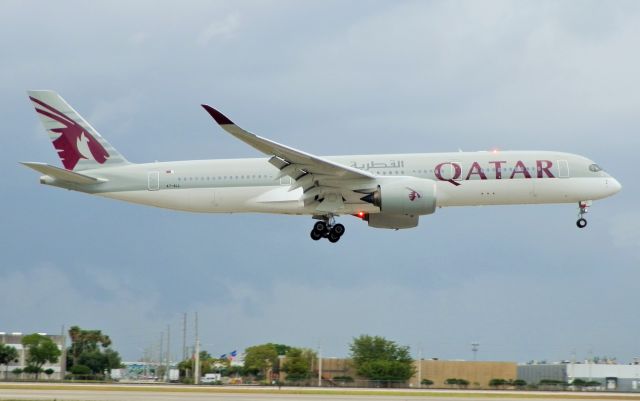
[0,332,66,380]
[519,362,640,392]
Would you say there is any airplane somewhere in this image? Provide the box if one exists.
[22,90,621,243]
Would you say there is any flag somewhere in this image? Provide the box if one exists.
[220,354,226,360]
[229,350,237,361]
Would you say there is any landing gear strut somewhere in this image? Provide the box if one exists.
[576,201,590,228]
[310,216,346,243]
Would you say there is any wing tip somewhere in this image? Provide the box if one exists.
[201,104,234,125]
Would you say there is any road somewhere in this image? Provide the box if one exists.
[2,383,640,401]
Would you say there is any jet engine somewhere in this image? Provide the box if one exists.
[360,178,437,229]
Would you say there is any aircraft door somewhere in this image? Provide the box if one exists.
[557,160,569,178]
[148,171,160,191]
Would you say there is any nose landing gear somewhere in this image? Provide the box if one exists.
[309,217,346,243]
[576,201,591,228]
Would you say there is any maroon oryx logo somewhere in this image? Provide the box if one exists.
[407,188,422,201]
[30,97,109,170]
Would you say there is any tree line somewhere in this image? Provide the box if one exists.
[178,335,416,386]
[0,326,122,381]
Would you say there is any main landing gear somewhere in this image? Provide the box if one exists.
[576,201,591,228]
[310,217,346,243]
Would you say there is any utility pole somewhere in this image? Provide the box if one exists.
[159,331,164,376]
[317,345,322,387]
[182,313,187,361]
[417,345,422,387]
[588,347,593,382]
[194,312,200,384]
[60,325,66,381]
[166,324,171,382]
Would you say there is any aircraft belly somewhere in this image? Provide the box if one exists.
[98,187,307,214]
[437,177,612,207]
[534,177,613,202]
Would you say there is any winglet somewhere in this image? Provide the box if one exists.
[201,104,234,125]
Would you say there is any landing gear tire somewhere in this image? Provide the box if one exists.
[576,201,591,229]
[310,218,344,243]
[313,221,328,233]
[332,224,345,237]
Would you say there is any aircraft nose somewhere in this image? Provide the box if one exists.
[609,178,622,194]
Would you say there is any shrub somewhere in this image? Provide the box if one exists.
[539,379,566,386]
[445,378,469,388]
[70,364,92,375]
[513,379,527,388]
[421,378,434,387]
[23,365,42,375]
[489,378,506,387]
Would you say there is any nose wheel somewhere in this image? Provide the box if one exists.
[576,201,591,229]
[310,217,345,243]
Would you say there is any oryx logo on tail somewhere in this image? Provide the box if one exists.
[30,96,109,170]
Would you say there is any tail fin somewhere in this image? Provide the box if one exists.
[27,90,129,171]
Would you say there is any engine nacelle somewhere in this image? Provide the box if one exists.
[367,213,419,229]
[362,177,437,216]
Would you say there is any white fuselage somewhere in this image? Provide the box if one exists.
[61,150,620,216]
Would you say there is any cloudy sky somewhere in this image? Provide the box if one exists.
[1,0,639,364]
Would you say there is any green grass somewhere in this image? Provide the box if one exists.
[2,384,640,400]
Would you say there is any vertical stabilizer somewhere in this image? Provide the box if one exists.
[27,90,129,171]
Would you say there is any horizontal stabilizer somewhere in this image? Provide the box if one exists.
[21,162,107,185]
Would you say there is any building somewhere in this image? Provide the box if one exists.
[0,332,66,380]
[285,358,517,389]
[411,360,517,389]
[518,362,640,392]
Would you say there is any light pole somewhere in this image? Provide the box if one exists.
[471,342,479,361]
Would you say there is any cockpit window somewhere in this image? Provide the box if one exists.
[589,164,602,172]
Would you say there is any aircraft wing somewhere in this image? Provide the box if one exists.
[202,105,376,213]
[201,105,373,180]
